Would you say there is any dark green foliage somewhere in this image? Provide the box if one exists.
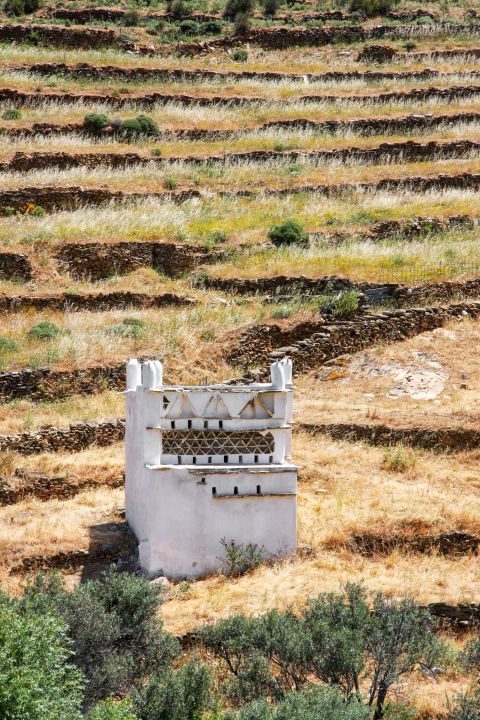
[87,699,138,720]
[23,568,180,709]
[462,634,480,673]
[120,115,159,139]
[0,590,83,720]
[28,321,62,340]
[348,0,394,16]
[261,0,279,17]
[163,177,178,190]
[2,108,21,120]
[447,689,480,720]
[223,0,254,20]
[238,687,370,720]
[267,219,309,247]
[84,113,111,134]
[202,18,222,33]
[123,9,140,25]
[134,659,211,720]
[232,48,248,61]
[105,318,147,339]
[219,538,265,577]
[233,12,251,34]
[179,19,199,34]
[0,337,17,352]
[201,585,442,718]
[4,0,39,15]
[167,0,190,18]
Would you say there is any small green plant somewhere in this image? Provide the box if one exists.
[403,40,416,51]
[233,12,251,34]
[0,337,17,352]
[1,108,21,120]
[119,114,159,139]
[382,447,417,474]
[31,205,46,218]
[262,0,279,15]
[202,18,222,33]
[232,47,248,61]
[209,229,228,243]
[331,290,359,318]
[348,0,394,15]
[271,305,294,319]
[179,19,199,34]
[151,147,162,157]
[27,321,62,340]
[177,580,191,594]
[3,206,16,216]
[218,538,266,576]
[167,0,190,17]
[223,0,254,19]
[84,113,110,134]
[123,9,140,25]
[268,219,309,247]
[163,177,177,190]
[105,317,147,339]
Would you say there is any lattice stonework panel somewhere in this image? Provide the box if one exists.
[162,430,274,456]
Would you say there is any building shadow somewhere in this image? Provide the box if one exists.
[80,519,138,583]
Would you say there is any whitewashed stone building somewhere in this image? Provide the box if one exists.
[125,358,297,578]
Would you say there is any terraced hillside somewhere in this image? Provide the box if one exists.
[1,0,480,714]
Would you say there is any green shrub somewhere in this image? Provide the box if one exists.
[219,538,266,577]
[238,687,370,720]
[87,699,137,720]
[447,689,480,720]
[167,0,190,18]
[3,206,16,216]
[180,19,199,34]
[202,18,222,33]
[133,660,211,720]
[31,204,46,217]
[163,177,177,190]
[120,115,159,139]
[382,447,416,473]
[330,289,359,317]
[224,0,254,19]
[234,11,251,34]
[348,0,394,16]
[24,568,180,709]
[267,219,309,247]
[0,590,83,720]
[84,113,110,134]
[232,48,248,61]
[28,321,62,340]
[105,317,147,339]
[0,337,17,352]
[262,0,279,16]
[209,229,228,243]
[1,108,21,120]
[4,0,25,15]
[23,0,40,11]
[123,9,140,25]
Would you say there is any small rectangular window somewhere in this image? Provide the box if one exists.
[192,457,197,465]
[171,421,175,429]
[224,455,228,464]
[204,420,208,429]
[177,456,182,465]
[269,455,273,464]
[219,420,223,429]
[212,487,216,496]
[257,485,261,495]
[254,455,259,464]
[188,420,192,429]
[234,486,238,495]
[208,457,212,464]
[239,456,243,464]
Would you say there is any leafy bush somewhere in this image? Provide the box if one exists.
[87,699,137,720]
[348,0,394,16]
[238,687,370,720]
[262,0,280,16]
[447,689,480,720]
[133,660,211,720]
[31,204,46,217]
[105,318,147,339]
[2,108,21,120]
[202,18,222,33]
[219,538,266,577]
[180,19,199,34]
[120,115,159,139]
[382,446,417,473]
[4,0,39,15]
[123,9,140,25]
[268,219,309,247]
[28,321,62,340]
[163,177,178,190]
[330,289,359,317]
[0,337,17,352]
[84,113,110,134]
[234,12,251,34]
[224,0,254,19]
[24,568,180,709]
[232,48,248,61]
[167,0,190,17]
[0,591,83,720]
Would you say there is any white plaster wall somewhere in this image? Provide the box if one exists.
[138,468,297,578]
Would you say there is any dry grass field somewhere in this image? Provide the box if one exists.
[1,0,480,715]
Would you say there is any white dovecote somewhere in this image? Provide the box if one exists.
[125,359,298,578]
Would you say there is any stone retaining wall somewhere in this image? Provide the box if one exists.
[55,241,215,280]
[0,365,128,402]
[0,251,32,281]
[0,291,194,313]
[0,470,123,504]
[5,138,480,174]
[227,301,480,371]
[0,23,134,50]
[300,422,480,451]
[0,419,125,454]
[0,185,199,214]
[347,530,479,556]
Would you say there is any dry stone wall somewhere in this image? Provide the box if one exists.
[0,291,194,313]
[0,419,125,455]
[0,469,123,505]
[0,252,32,281]
[0,23,135,50]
